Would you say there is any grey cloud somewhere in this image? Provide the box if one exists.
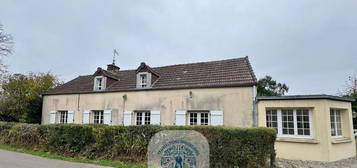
[0,0,356,94]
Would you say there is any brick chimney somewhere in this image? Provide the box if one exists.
[107,63,120,73]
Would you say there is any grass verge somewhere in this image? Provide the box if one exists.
[0,144,145,168]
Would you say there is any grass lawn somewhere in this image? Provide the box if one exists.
[0,145,146,168]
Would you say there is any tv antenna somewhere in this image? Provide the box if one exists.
[113,49,119,65]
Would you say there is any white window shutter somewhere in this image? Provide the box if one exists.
[150,110,160,125]
[136,74,140,88]
[210,110,223,126]
[102,77,107,90]
[175,110,186,126]
[123,111,132,126]
[50,111,56,124]
[103,110,112,125]
[93,78,98,91]
[147,73,152,87]
[67,111,74,124]
[83,110,90,124]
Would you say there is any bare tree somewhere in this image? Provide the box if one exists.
[345,75,357,95]
[0,23,13,96]
[0,24,13,57]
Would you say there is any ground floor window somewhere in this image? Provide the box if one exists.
[93,110,104,124]
[330,109,342,137]
[59,111,68,124]
[188,111,209,125]
[136,111,150,125]
[266,109,278,131]
[266,108,312,137]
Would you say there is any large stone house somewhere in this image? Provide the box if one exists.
[42,57,356,162]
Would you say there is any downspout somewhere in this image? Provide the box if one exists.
[122,94,127,125]
[252,85,257,127]
[77,94,81,112]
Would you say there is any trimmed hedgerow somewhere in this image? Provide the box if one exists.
[0,122,276,168]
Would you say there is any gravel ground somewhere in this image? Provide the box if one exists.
[276,157,357,168]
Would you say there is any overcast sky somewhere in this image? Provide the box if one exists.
[0,0,356,95]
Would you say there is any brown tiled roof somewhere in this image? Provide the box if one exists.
[46,57,257,95]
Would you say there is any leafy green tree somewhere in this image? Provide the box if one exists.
[0,72,61,123]
[346,93,357,111]
[257,75,289,96]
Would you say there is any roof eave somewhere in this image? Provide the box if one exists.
[44,82,256,96]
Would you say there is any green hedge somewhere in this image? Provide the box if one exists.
[0,122,276,168]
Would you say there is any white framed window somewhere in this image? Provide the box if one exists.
[94,76,106,91]
[93,110,104,124]
[282,109,295,135]
[136,111,151,125]
[296,109,311,136]
[137,72,151,88]
[330,109,342,137]
[266,108,312,138]
[188,111,210,125]
[59,111,68,124]
[266,109,278,131]
[140,74,147,87]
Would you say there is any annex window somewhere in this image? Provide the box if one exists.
[266,109,278,131]
[266,108,312,137]
[94,76,106,91]
[93,110,104,124]
[282,109,294,135]
[330,109,342,137]
[296,109,310,136]
[59,111,68,124]
[136,111,150,125]
[188,111,209,125]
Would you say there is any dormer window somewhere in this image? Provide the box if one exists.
[94,76,106,91]
[137,72,151,88]
[140,74,147,87]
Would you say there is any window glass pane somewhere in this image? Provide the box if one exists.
[266,110,278,132]
[330,109,342,137]
[140,74,147,87]
[96,78,103,90]
[190,113,198,125]
[100,111,103,124]
[136,112,143,125]
[93,111,104,124]
[282,109,294,135]
[200,112,209,125]
[60,111,68,124]
[144,112,150,125]
[296,109,310,136]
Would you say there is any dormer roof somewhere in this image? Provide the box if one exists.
[136,62,160,76]
[93,67,119,81]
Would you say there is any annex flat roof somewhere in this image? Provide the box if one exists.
[256,94,355,102]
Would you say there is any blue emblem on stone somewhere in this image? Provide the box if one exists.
[148,130,209,168]
[158,140,199,168]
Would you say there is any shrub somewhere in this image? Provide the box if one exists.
[0,122,276,168]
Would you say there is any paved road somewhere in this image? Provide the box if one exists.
[0,149,112,168]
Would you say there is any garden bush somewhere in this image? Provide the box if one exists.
[0,122,276,168]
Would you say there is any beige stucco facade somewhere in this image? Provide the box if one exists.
[42,84,356,162]
[42,86,255,127]
[257,99,356,162]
